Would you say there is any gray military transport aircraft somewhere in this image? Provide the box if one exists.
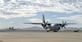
[24,14,76,32]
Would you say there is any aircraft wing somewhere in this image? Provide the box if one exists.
[67,23,77,24]
[24,23,42,24]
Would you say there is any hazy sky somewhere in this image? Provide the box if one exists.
[0,0,82,28]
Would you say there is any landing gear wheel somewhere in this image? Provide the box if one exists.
[53,30,57,32]
[47,30,49,32]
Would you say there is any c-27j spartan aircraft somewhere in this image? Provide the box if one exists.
[24,14,76,32]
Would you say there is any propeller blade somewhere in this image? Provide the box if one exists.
[64,26,66,29]
[62,21,64,24]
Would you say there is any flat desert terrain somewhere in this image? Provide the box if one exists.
[0,32,82,42]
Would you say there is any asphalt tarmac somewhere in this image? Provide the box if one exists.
[0,32,82,42]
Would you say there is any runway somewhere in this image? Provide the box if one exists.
[0,32,82,42]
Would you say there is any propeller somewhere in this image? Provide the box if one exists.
[41,21,51,31]
[61,21,68,28]
[62,21,67,25]
[61,21,76,28]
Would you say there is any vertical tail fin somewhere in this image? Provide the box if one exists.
[42,14,45,24]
